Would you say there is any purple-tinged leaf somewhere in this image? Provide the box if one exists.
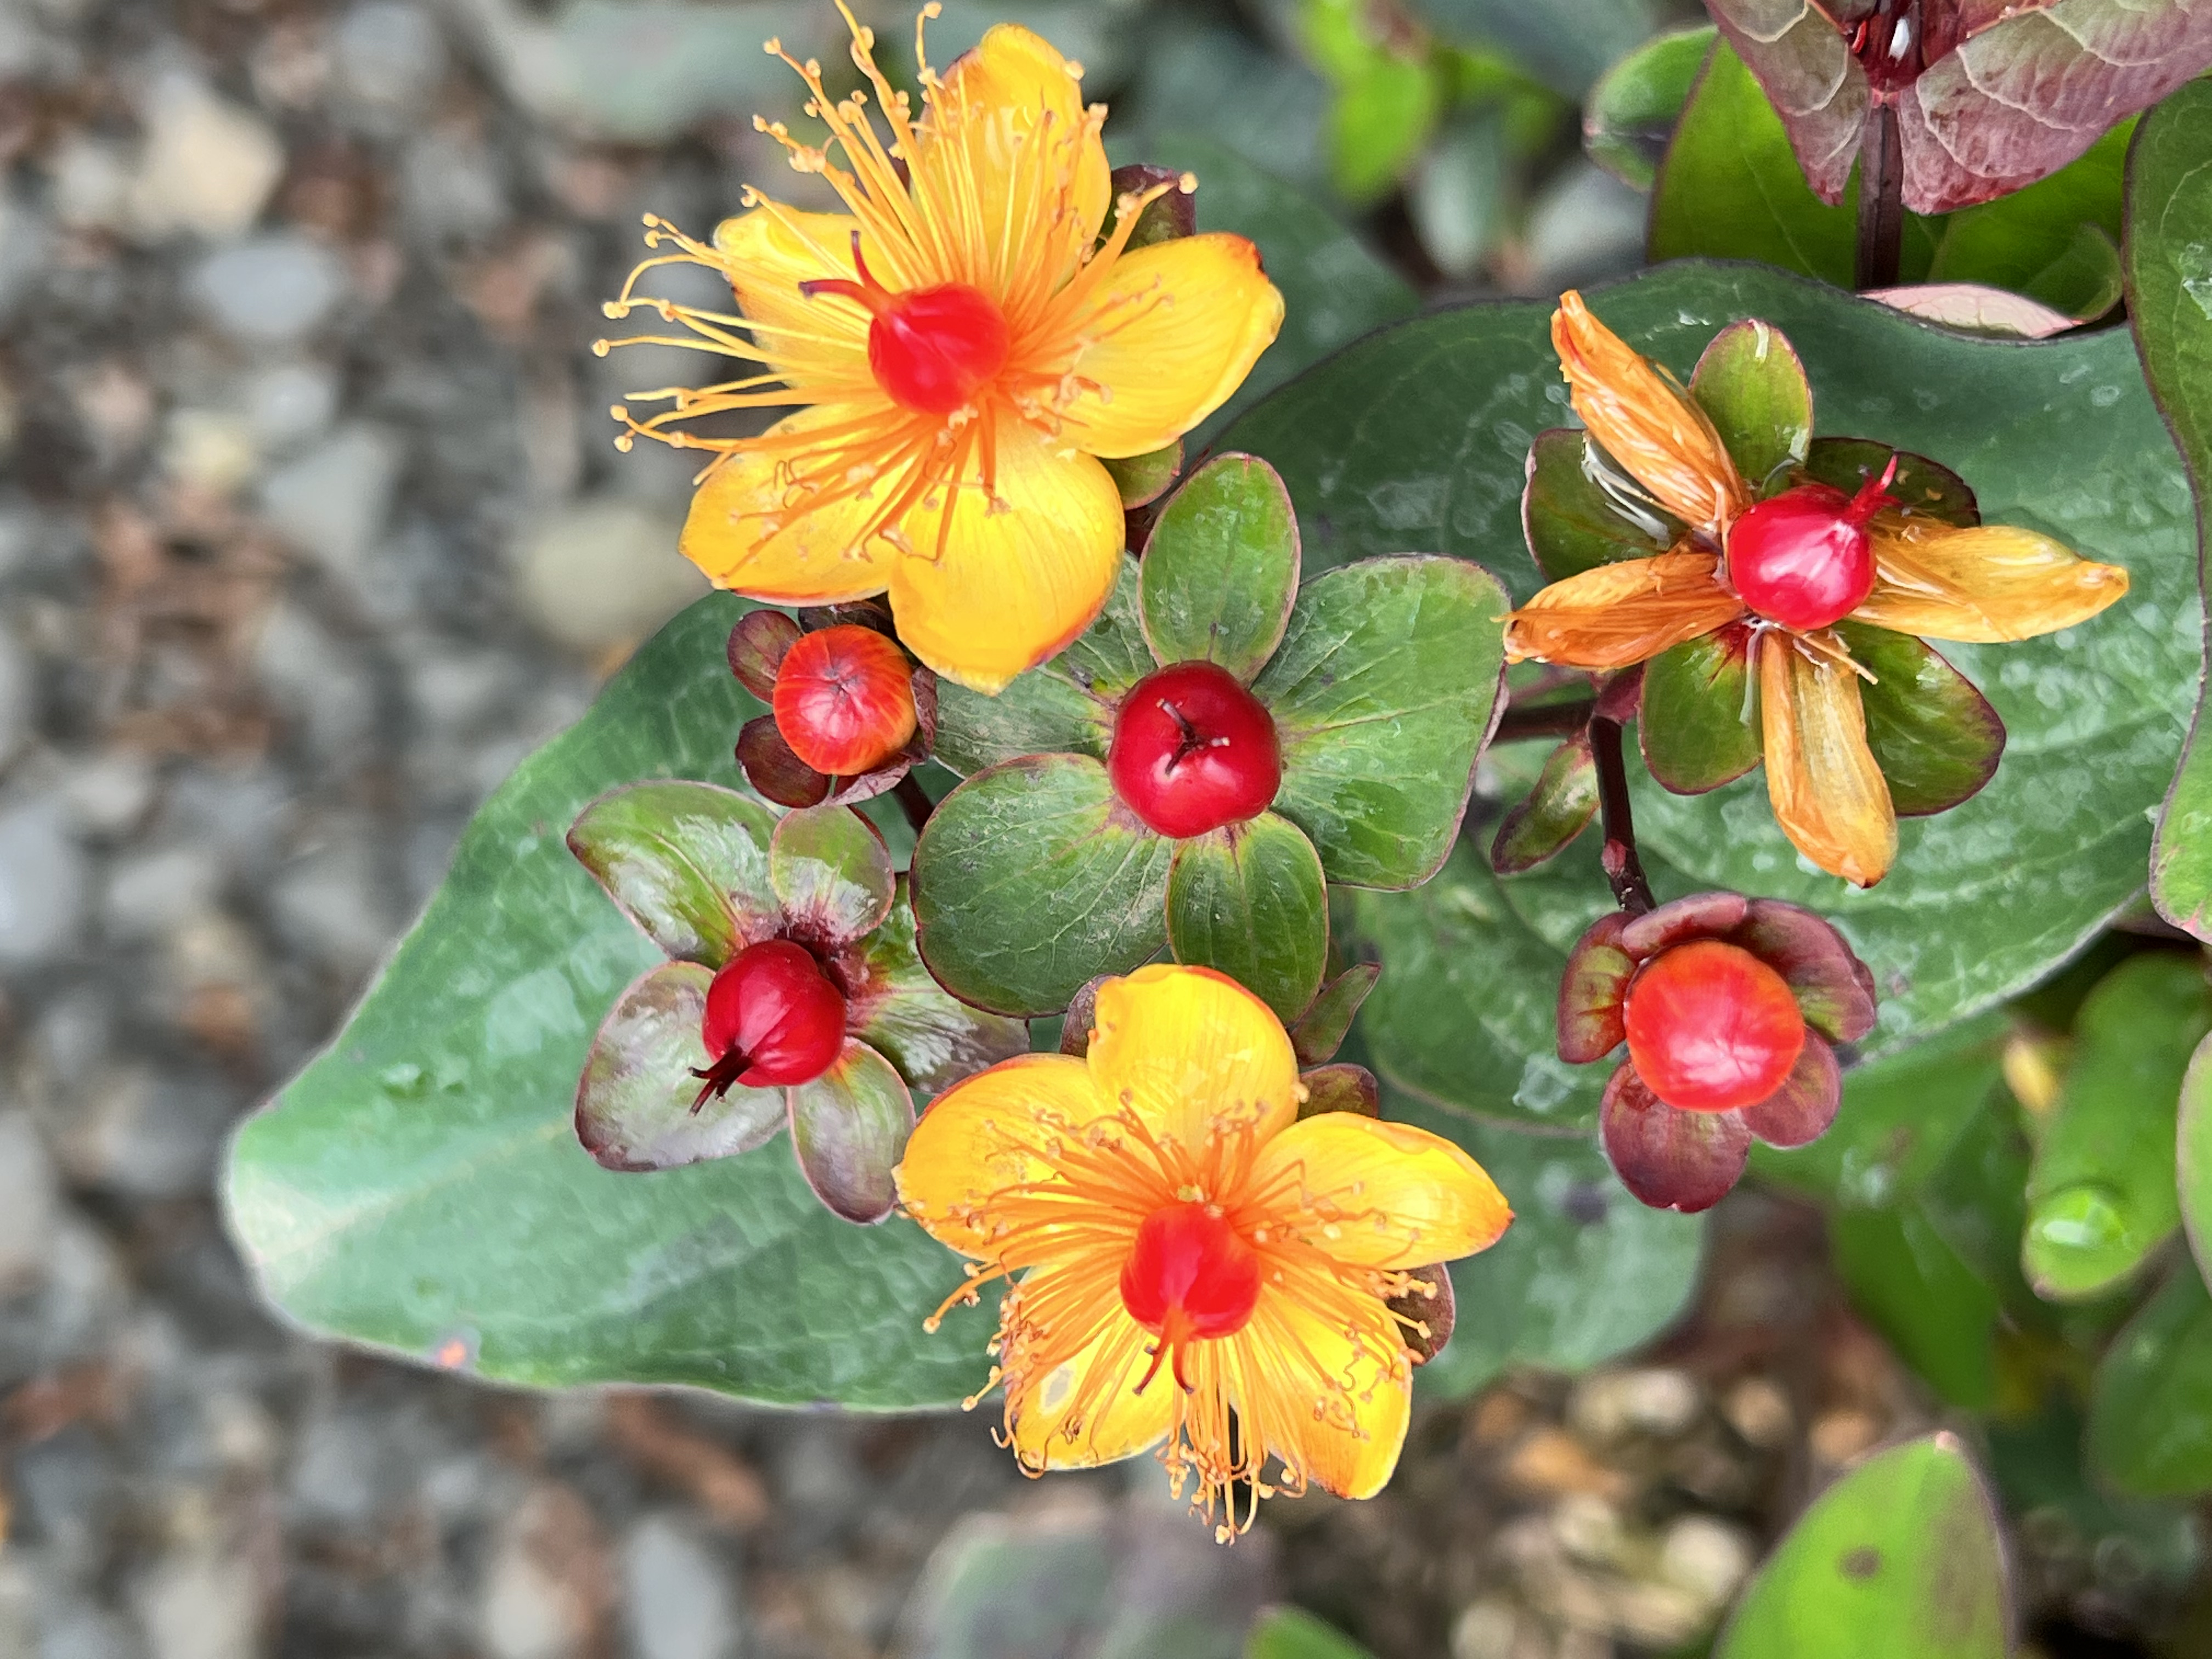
[726,611,801,701]
[1600,1062,1751,1214]
[575,962,786,1172]
[1728,899,1878,1043]
[1492,732,1600,876]
[737,716,832,809]
[788,1039,915,1224]
[1109,162,1199,247]
[1864,283,2078,337]
[1290,962,1383,1066]
[1297,1063,1381,1120]
[1801,438,1979,527]
[1387,1261,1455,1366]
[1558,910,1634,1063]
[1701,0,1865,204]
[568,780,782,968]
[837,880,1027,1099]
[1619,890,1750,959]
[769,805,894,950]
[1740,1032,1842,1148]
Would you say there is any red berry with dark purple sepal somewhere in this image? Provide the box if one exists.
[1623,939,1807,1111]
[691,939,847,1105]
[1107,661,1282,839]
[1726,458,1898,633]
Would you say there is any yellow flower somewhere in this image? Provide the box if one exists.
[596,5,1284,693]
[895,964,1511,1537]
[1504,292,2129,888]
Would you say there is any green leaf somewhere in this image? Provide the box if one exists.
[1245,1606,1375,1659]
[1925,119,2131,302]
[2172,1029,2212,1283]
[2087,1259,2212,1498]
[1289,962,1380,1065]
[932,556,1143,776]
[1224,259,2196,1061]
[769,804,893,947]
[573,961,785,1172]
[839,881,1028,1101]
[2131,82,2212,944]
[566,780,781,968]
[1165,812,1329,1024]
[1523,426,1683,582]
[1103,440,1183,510]
[1387,1085,1705,1396]
[1408,112,1510,280]
[1257,556,1507,889]
[1582,24,1714,190]
[910,754,1173,1017]
[1325,53,1443,204]
[1831,1203,1999,1409]
[1347,844,1605,1132]
[224,595,994,1407]
[1688,318,1813,494]
[2018,222,2125,324]
[1716,1435,2008,1659]
[1490,730,1598,874]
[1640,625,1760,794]
[2024,953,2212,1302]
[1408,0,1658,97]
[1835,623,2005,818]
[787,1039,911,1225]
[1139,454,1300,682]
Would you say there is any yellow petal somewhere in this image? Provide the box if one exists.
[885,408,1124,692]
[1505,551,1745,669]
[1002,1290,1174,1471]
[894,1052,1110,1256]
[678,404,904,600]
[1086,964,1301,1152]
[1758,630,1897,887]
[1554,291,1747,541]
[1249,1114,1511,1269]
[1857,518,2132,642]
[1051,235,1285,459]
[913,23,1111,274]
[1241,1289,1411,1500]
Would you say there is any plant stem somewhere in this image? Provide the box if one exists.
[1492,695,1598,744]
[893,774,935,837]
[1855,103,1904,291]
[1587,689,1655,919]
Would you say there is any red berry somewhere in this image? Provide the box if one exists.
[1120,1201,1261,1392]
[799,236,1008,415]
[693,939,847,1101]
[1623,940,1806,1112]
[772,625,918,776]
[1726,461,1897,633]
[1107,662,1282,839]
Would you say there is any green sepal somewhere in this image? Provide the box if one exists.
[768,804,894,947]
[1289,962,1381,1066]
[1297,1062,1380,1120]
[1259,555,1507,889]
[910,754,1172,1017]
[1139,453,1299,683]
[572,961,785,1172]
[1799,439,1979,527]
[930,555,1146,775]
[567,780,781,968]
[1835,622,2005,817]
[1688,317,1812,495]
[1164,811,1328,1024]
[2087,1258,2212,1498]
[1489,730,1598,874]
[1638,623,1760,794]
[1522,426,1682,581]
[1103,440,1183,510]
[787,1039,912,1225]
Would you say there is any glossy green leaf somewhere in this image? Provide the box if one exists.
[1582,24,1714,190]
[1836,623,2005,818]
[1103,440,1183,510]
[1245,1606,1374,1659]
[769,805,894,947]
[1408,0,1657,97]
[2172,1029,2212,1284]
[839,881,1028,1101]
[2018,222,2125,324]
[1388,1085,1705,1397]
[1716,1435,2008,1659]
[2087,1259,2212,1498]
[566,780,781,968]
[931,556,1142,777]
[1491,730,1599,874]
[1523,426,1683,582]
[1688,318,1813,494]
[1289,962,1380,1066]
[573,961,785,1172]
[910,755,1173,1017]
[2024,952,2212,1302]
[1139,454,1300,683]
[1639,626,1759,794]
[1831,1203,1999,1409]
[787,1039,911,1225]
[1224,259,2196,1062]
[224,595,993,1407]
[1257,556,1507,889]
[2133,83,2212,944]
[1165,813,1328,1024]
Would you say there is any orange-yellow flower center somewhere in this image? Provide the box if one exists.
[800,236,1010,415]
[1118,1200,1261,1393]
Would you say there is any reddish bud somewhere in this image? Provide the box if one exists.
[772,625,919,777]
[1107,661,1282,839]
[692,939,847,1101]
[800,235,1008,415]
[1623,940,1806,1112]
[1726,459,1896,633]
[1120,1200,1261,1393]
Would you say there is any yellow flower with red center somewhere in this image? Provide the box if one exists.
[1504,292,2130,887]
[895,964,1511,1536]
[596,4,1284,693]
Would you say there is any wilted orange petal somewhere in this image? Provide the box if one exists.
[1758,630,1897,888]
[1505,551,1746,669]
[1856,518,2132,642]
[1553,291,1748,541]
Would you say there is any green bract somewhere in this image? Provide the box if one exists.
[921,453,1507,1022]
[568,783,1026,1223]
